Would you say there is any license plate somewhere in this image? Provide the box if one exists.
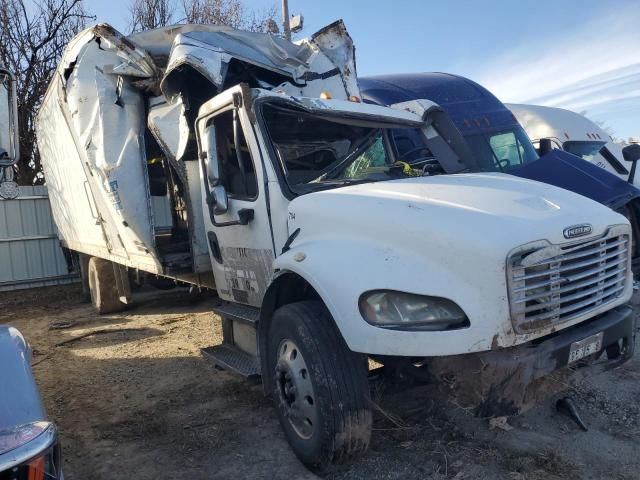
[568,332,604,364]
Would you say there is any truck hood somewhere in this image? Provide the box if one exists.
[290,172,625,251]
[512,149,640,210]
[283,172,631,358]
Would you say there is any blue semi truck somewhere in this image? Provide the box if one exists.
[360,73,640,270]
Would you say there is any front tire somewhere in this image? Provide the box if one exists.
[268,301,372,472]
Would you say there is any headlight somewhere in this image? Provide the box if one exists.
[359,290,469,331]
[0,422,61,479]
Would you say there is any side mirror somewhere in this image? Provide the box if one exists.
[538,138,553,156]
[202,125,228,215]
[623,143,640,184]
[622,143,640,163]
[0,68,19,167]
[209,185,228,215]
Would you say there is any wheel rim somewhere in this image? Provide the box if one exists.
[275,339,317,440]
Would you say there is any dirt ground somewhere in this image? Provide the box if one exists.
[2,284,640,480]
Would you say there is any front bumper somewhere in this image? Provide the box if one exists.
[508,304,635,379]
[429,305,635,416]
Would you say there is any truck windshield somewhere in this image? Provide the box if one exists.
[563,141,606,162]
[261,103,410,194]
[463,126,539,172]
[390,125,537,174]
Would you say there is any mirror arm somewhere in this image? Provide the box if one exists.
[206,198,254,227]
[628,159,638,185]
[623,144,640,184]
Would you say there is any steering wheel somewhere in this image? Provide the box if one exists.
[399,146,432,162]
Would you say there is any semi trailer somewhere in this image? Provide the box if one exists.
[508,103,640,186]
[30,24,637,471]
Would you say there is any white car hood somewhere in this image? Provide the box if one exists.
[290,172,625,251]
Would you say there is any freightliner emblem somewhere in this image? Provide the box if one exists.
[563,224,592,239]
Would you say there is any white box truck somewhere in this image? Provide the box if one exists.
[31,22,636,471]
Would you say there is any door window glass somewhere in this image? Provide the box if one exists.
[489,131,525,167]
[212,110,258,199]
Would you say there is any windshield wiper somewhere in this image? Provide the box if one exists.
[319,178,377,186]
[297,177,376,193]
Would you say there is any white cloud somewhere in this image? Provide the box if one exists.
[463,11,640,139]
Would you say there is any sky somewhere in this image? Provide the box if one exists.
[85,0,640,140]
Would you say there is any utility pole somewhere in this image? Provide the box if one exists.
[281,0,291,41]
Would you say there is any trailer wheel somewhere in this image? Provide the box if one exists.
[268,301,372,472]
[87,257,123,314]
[78,254,91,302]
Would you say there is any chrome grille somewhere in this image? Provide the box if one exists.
[508,228,629,333]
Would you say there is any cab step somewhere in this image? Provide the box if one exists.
[201,344,261,378]
[213,302,260,325]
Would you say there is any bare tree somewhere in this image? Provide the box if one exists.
[129,0,176,32]
[181,0,278,32]
[0,0,93,185]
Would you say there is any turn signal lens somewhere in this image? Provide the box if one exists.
[348,95,361,103]
[319,91,332,99]
[0,422,58,479]
[27,455,46,480]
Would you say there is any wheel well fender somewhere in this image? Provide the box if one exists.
[259,270,331,394]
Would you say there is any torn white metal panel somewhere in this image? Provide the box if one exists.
[37,25,163,270]
[58,24,157,83]
[305,20,360,100]
[184,160,210,272]
[274,47,352,101]
[160,29,311,100]
[37,80,119,260]
[148,97,190,160]
[249,89,425,126]
[64,38,154,250]
[159,20,359,102]
[38,84,163,272]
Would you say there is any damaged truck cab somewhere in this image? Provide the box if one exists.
[36,23,635,472]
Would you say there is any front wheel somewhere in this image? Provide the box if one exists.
[268,301,372,472]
